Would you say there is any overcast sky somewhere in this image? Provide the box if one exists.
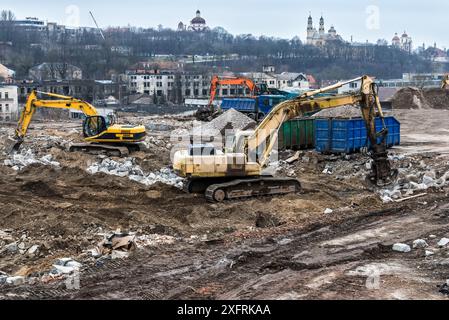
[2,0,448,49]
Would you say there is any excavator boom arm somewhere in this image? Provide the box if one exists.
[15,90,99,139]
[208,76,257,106]
[246,75,395,185]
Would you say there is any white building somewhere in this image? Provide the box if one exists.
[0,64,15,82]
[241,72,277,88]
[241,71,309,91]
[0,85,19,121]
[337,80,362,94]
[127,73,175,98]
[275,72,309,90]
[306,14,343,46]
[178,10,209,32]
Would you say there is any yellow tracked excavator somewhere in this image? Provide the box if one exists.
[442,74,449,89]
[8,91,146,156]
[173,75,398,202]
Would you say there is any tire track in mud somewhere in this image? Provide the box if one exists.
[3,193,449,300]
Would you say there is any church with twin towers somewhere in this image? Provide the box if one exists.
[306,14,343,46]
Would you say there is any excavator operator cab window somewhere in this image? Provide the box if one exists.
[83,116,108,138]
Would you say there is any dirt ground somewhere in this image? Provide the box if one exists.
[1,107,449,300]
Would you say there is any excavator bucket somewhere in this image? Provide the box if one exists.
[5,136,23,154]
[368,145,398,187]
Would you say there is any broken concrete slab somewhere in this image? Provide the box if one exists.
[412,239,428,249]
[6,276,25,285]
[392,243,411,253]
[437,238,449,247]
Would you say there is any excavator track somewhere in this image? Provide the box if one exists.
[68,143,130,157]
[204,177,301,202]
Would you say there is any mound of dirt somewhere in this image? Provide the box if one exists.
[391,87,449,109]
[423,88,449,109]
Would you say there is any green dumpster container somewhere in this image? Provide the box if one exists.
[278,118,315,150]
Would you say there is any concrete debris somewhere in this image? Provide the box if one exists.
[425,250,435,257]
[0,273,7,285]
[136,234,176,247]
[5,242,18,254]
[50,258,82,275]
[437,238,449,247]
[87,158,184,189]
[3,149,60,170]
[146,122,175,132]
[439,283,449,296]
[26,245,40,257]
[285,151,300,164]
[392,243,411,253]
[322,164,333,175]
[193,108,256,138]
[412,239,428,249]
[111,251,129,260]
[378,154,449,202]
[91,232,137,259]
[6,276,25,286]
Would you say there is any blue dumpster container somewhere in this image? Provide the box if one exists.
[315,116,400,154]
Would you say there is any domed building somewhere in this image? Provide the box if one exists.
[188,10,208,32]
[306,14,342,46]
[392,31,412,53]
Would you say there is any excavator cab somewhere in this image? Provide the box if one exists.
[82,116,108,138]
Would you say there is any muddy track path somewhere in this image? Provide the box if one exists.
[4,192,449,300]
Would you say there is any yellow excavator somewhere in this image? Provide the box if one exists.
[9,90,146,156]
[442,74,449,89]
[173,75,398,202]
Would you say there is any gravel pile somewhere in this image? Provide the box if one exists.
[311,105,363,118]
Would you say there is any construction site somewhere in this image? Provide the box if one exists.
[0,74,447,301]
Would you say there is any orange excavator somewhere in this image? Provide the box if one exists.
[195,76,262,121]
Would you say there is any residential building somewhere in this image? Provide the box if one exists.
[29,63,83,81]
[16,80,124,105]
[275,72,309,90]
[127,71,176,99]
[241,72,277,88]
[0,64,15,82]
[378,73,445,88]
[111,46,133,56]
[241,71,309,91]
[337,79,362,94]
[12,17,46,31]
[0,85,19,121]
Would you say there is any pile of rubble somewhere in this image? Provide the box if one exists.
[88,230,177,260]
[3,149,60,171]
[87,157,184,189]
[311,105,363,118]
[379,154,449,203]
[192,109,256,140]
